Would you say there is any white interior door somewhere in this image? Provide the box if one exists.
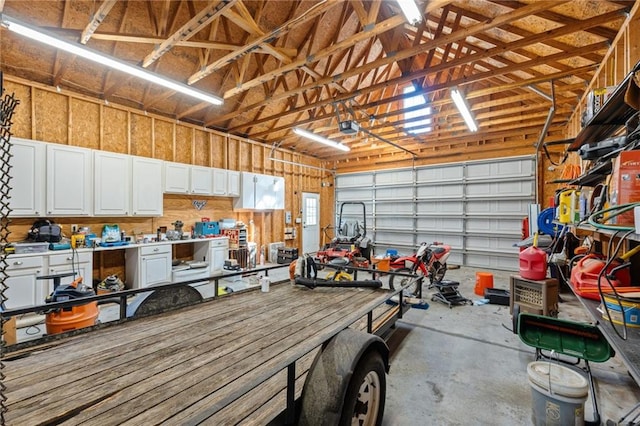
[302,192,320,254]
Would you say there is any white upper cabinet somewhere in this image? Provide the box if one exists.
[131,156,163,216]
[164,161,190,194]
[46,144,93,216]
[212,168,228,196]
[190,166,213,195]
[94,151,131,216]
[234,172,285,210]
[8,138,45,217]
[256,175,285,210]
[227,170,240,197]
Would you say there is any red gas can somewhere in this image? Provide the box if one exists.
[519,245,547,280]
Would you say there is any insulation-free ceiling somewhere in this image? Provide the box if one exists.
[0,0,632,167]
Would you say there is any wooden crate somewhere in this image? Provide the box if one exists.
[509,275,559,317]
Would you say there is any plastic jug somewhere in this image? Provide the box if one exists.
[519,234,547,280]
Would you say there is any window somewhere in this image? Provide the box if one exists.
[305,197,317,226]
[403,86,431,134]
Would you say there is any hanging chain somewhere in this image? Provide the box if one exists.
[0,84,20,426]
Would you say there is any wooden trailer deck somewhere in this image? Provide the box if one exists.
[3,282,402,425]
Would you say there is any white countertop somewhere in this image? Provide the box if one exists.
[8,236,229,257]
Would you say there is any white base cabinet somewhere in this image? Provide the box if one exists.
[193,237,229,276]
[4,251,92,309]
[126,244,172,289]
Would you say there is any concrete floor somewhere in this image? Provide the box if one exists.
[382,266,640,426]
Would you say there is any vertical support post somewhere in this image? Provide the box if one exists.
[367,311,373,334]
[285,362,296,424]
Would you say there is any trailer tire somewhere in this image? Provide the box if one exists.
[340,350,386,426]
[298,328,389,426]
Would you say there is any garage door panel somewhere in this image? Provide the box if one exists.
[375,169,413,185]
[467,158,534,180]
[376,216,413,229]
[375,231,414,245]
[416,217,464,233]
[466,180,534,198]
[466,252,518,270]
[416,232,463,247]
[336,189,373,202]
[416,200,463,215]
[466,218,522,234]
[336,174,373,187]
[466,199,530,215]
[417,183,463,198]
[377,203,413,214]
[417,165,463,182]
[466,235,519,252]
[376,186,413,199]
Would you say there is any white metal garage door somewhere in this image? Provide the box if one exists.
[334,156,535,271]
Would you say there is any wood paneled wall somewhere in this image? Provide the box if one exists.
[4,76,334,281]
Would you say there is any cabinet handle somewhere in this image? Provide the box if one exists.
[12,261,23,266]
[67,257,73,261]
[153,248,159,252]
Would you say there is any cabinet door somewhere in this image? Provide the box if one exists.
[131,157,163,216]
[140,253,172,287]
[48,262,92,294]
[255,174,284,210]
[94,151,130,216]
[234,172,256,209]
[212,168,228,196]
[46,144,93,216]
[227,170,240,197]
[190,166,213,195]
[4,256,45,309]
[210,246,227,274]
[274,176,285,210]
[8,138,45,217]
[164,162,190,194]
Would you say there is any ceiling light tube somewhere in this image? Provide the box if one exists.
[293,128,350,152]
[395,0,423,25]
[450,87,478,132]
[1,14,223,106]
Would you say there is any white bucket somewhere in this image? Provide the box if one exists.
[261,276,270,292]
[527,361,589,426]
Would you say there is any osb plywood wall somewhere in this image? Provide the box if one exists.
[4,76,334,281]
[541,10,640,212]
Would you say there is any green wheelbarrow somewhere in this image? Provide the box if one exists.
[517,312,615,426]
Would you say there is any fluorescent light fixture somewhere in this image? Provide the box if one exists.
[395,0,423,25]
[450,87,478,132]
[1,15,223,106]
[293,128,350,152]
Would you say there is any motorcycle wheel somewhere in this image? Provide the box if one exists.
[429,261,447,284]
[388,267,421,297]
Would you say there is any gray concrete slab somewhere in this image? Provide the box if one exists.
[383,266,640,425]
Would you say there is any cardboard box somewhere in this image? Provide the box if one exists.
[611,150,640,225]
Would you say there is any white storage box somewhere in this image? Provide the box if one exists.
[13,242,49,253]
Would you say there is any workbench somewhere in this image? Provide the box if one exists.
[3,282,402,424]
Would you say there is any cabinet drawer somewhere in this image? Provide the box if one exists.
[140,244,171,256]
[49,252,91,267]
[6,256,44,271]
[210,238,229,248]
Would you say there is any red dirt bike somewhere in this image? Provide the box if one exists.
[388,242,451,296]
